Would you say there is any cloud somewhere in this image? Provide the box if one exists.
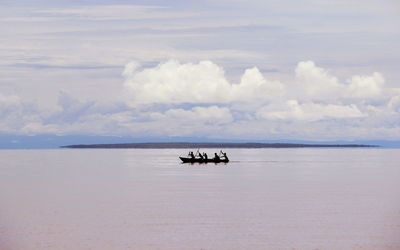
[137,106,234,137]
[0,92,43,135]
[123,60,284,105]
[295,61,344,101]
[123,59,388,107]
[231,67,285,102]
[119,59,400,139]
[0,93,21,111]
[9,63,120,70]
[346,72,384,100]
[294,61,386,103]
[388,95,400,112]
[33,5,197,21]
[48,91,96,124]
[155,106,233,125]
[1,60,400,140]
[124,60,230,104]
[256,100,365,122]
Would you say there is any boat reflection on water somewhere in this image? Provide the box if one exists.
[179,150,229,163]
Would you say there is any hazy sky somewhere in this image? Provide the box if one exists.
[1,0,400,140]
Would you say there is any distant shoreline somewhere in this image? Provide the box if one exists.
[60,142,378,149]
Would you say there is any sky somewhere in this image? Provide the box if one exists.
[1,0,400,142]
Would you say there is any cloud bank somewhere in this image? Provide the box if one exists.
[123,60,284,104]
[1,60,399,140]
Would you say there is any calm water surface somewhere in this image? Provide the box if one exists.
[0,148,399,249]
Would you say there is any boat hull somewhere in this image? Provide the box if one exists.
[179,157,229,163]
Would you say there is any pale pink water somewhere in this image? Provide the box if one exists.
[0,148,399,249]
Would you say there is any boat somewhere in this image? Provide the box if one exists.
[179,150,229,163]
[179,156,229,163]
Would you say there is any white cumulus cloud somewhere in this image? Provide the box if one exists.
[124,60,231,104]
[294,61,386,104]
[295,61,344,102]
[231,67,285,102]
[1,60,399,140]
[123,60,284,105]
[346,72,384,100]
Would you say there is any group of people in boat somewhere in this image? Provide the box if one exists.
[184,150,229,163]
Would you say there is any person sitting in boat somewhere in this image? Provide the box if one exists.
[203,153,208,161]
[214,153,220,161]
[189,151,195,159]
[222,152,229,161]
[198,152,204,160]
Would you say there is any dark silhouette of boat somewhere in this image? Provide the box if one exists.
[179,157,229,163]
[180,150,229,163]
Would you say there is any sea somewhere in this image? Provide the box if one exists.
[0,148,399,249]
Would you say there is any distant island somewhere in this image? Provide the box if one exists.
[61,142,378,149]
